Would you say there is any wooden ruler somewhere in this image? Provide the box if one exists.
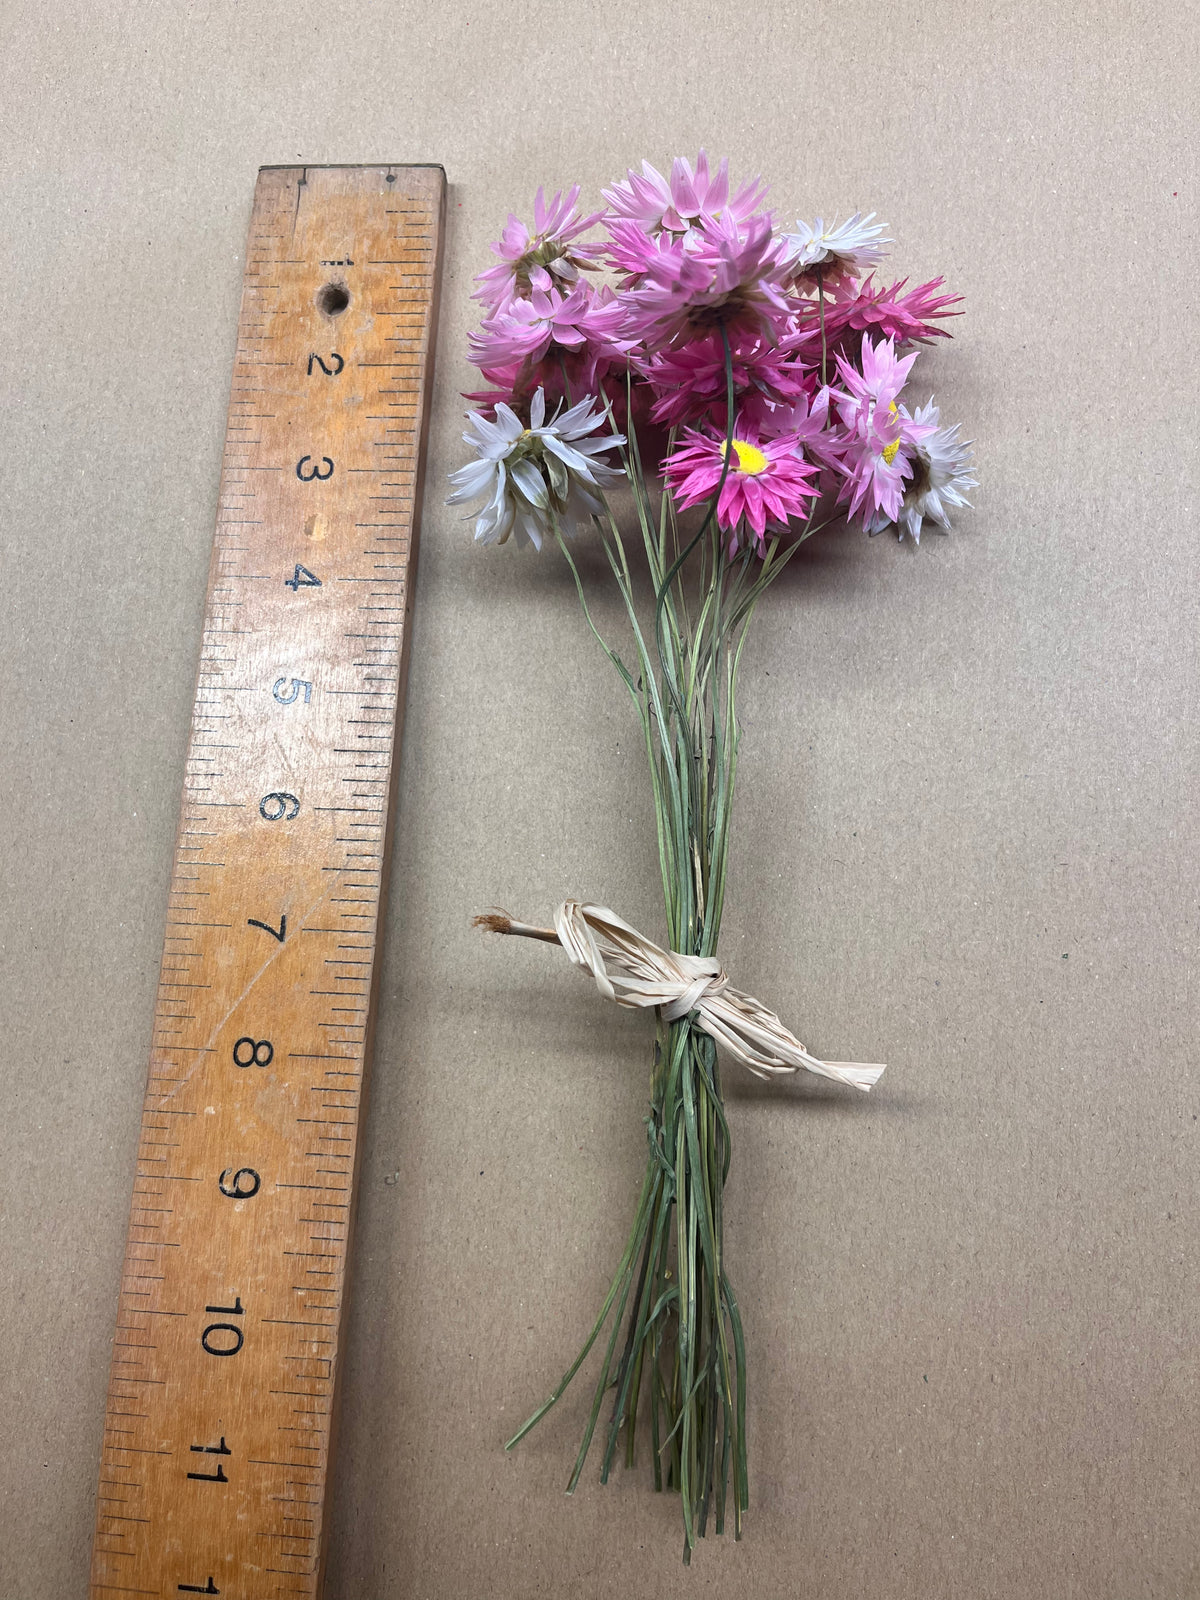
[89,164,444,1600]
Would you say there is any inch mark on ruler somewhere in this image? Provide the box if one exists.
[90,164,444,1600]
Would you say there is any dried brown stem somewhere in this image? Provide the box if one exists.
[472,910,561,945]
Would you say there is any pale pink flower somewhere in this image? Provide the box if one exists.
[602,151,768,236]
[833,404,912,526]
[755,386,843,465]
[473,186,605,313]
[466,280,635,424]
[663,422,818,553]
[819,336,929,525]
[469,283,628,371]
[829,346,940,529]
[834,333,918,415]
[615,210,792,352]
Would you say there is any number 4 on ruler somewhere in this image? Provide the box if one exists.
[285,563,322,591]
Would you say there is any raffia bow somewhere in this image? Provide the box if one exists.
[476,899,885,1092]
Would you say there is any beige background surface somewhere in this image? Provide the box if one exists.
[2,3,1197,1596]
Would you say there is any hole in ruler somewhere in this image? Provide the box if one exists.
[317,282,350,316]
[386,172,396,183]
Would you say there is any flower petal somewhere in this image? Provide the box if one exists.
[509,458,549,508]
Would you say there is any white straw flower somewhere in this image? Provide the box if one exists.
[894,399,976,543]
[447,388,625,550]
[783,212,891,290]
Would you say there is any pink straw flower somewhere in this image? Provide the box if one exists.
[642,328,810,430]
[473,185,605,314]
[615,210,792,352]
[469,283,628,372]
[664,422,818,554]
[821,335,937,526]
[834,332,918,413]
[832,403,914,526]
[602,151,768,236]
[822,276,962,348]
[466,281,635,420]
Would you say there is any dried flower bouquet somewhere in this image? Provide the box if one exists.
[450,153,974,1559]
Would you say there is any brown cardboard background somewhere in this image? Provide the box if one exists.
[1,2,1197,1595]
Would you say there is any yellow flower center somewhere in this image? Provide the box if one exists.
[881,402,900,466]
[721,438,769,475]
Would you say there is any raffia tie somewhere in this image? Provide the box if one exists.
[480,900,886,1092]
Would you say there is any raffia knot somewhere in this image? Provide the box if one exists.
[480,899,886,1092]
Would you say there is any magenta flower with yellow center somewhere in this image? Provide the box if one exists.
[664,423,818,552]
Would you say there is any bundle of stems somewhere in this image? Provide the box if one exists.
[504,339,832,1559]
[453,161,973,1558]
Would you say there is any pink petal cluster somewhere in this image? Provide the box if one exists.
[814,276,962,355]
[473,185,606,314]
[665,424,819,555]
[612,210,792,352]
[603,152,767,236]
[459,154,973,554]
[828,336,940,525]
[641,329,809,431]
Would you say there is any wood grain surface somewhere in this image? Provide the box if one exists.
[89,164,445,1600]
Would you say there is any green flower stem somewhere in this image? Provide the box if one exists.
[513,331,768,1559]
[505,1159,657,1453]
